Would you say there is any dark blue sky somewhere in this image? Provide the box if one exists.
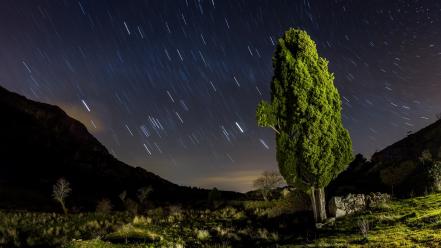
[1,0,440,191]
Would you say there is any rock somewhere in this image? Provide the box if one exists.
[328,192,390,218]
[366,192,390,207]
[325,217,336,225]
[315,223,325,229]
[344,194,366,215]
[328,196,346,218]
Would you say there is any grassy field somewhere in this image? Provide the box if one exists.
[2,193,441,247]
[299,193,441,247]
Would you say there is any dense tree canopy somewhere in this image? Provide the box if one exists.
[257,28,352,191]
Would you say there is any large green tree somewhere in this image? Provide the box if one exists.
[256,28,352,223]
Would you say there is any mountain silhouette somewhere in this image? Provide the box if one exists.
[0,86,242,211]
[328,118,441,197]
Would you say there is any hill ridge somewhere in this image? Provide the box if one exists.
[0,85,242,211]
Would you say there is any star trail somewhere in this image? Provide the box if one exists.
[1,0,441,192]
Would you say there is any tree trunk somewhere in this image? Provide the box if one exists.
[310,187,327,223]
[262,191,268,201]
[60,201,68,215]
[310,187,318,222]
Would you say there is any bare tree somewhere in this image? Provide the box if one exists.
[52,178,71,214]
[437,112,441,120]
[253,171,284,201]
[137,186,153,204]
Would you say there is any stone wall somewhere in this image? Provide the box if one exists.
[328,192,390,218]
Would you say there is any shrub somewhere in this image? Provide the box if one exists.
[208,188,222,208]
[380,161,416,195]
[132,216,152,225]
[96,199,112,213]
[137,186,153,205]
[428,161,441,192]
[196,229,210,241]
[358,218,370,239]
[124,198,139,215]
[169,205,182,214]
[148,207,165,218]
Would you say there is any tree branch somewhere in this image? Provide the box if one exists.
[270,125,280,134]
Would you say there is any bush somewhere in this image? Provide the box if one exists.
[124,198,139,215]
[428,161,441,192]
[358,218,370,239]
[96,199,113,213]
[196,229,211,241]
[0,211,132,247]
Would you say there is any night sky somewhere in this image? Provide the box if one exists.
[1,0,441,192]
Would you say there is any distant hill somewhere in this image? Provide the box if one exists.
[328,119,441,197]
[0,86,242,211]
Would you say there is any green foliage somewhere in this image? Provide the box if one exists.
[244,190,310,218]
[380,161,417,188]
[256,28,352,190]
[427,161,441,191]
[7,194,441,247]
[0,196,304,247]
[81,203,281,247]
[302,193,441,247]
[0,211,132,247]
[256,101,276,129]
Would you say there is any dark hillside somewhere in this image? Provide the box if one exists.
[0,86,242,211]
[329,119,441,197]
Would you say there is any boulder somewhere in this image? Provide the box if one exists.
[328,197,346,218]
[328,192,390,218]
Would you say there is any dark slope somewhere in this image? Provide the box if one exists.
[0,86,242,211]
[328,119,441,197]
[370,119,441,163]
